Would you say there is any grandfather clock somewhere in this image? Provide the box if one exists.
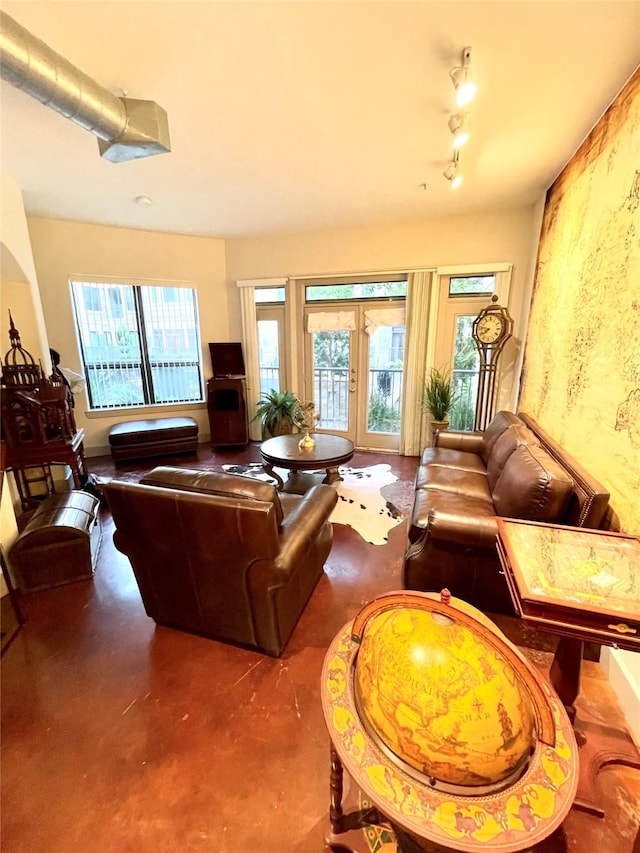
[472,295,513,431]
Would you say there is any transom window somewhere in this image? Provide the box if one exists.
[305,280,407,301]
[70,279,204,410]
[449,274,495,296]
[254,287,285,303]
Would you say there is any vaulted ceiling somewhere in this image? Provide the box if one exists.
[1,1,638,239]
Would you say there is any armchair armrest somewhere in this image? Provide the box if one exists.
[434,430,484,453]
[276,484,338,570]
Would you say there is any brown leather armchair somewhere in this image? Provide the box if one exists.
[104,466,338,656]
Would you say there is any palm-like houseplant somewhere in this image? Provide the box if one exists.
[253,389,298,438]
[422,367,456,428]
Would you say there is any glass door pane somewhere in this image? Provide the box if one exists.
[257,318,281,395]
[450,315,480,430]
[362,324,404,448]
[311,330,351,433]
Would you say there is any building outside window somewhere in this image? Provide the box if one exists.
[69,279,204,410]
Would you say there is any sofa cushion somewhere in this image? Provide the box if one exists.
[486,423,540,490]
[480,411,522,466]
[409,489,497,548]
[492,445,574,522]
[140,466,284,526]
[419,446,487,475]
[416,466,492,503]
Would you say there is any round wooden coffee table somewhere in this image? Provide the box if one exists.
[260,433,354,493]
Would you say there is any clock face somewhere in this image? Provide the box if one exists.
[476,313,505,344]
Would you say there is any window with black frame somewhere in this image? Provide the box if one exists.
[69,280,204,410]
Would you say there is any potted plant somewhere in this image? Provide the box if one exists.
[422,367,456,431]
[253,389,298,438]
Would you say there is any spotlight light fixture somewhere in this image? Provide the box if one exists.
[443,154,463,190]
[450,46,477,107]
[448,112,469,149]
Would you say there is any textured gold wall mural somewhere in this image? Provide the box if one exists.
[519,67,640,533]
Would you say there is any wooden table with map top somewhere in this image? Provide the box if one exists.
[496,517,640,815]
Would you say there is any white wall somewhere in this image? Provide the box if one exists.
[1,170,38,287]
[225,206,538,341]
[26,217,228,454]
[0,170,45,590]
[601,648,640,747]
[0,170,49,366]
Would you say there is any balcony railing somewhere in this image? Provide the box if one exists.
[450,368,479,431]
[257,366,477,434]
[313,367,403,433]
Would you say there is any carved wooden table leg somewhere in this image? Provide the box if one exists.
[323,466,343,485]
[261,461,284,490]
[329,743,345,834]
[549,636,583,726]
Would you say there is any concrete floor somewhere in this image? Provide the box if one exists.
[2,445,639,853]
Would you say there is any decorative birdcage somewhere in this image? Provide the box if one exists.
[1,313,86,509]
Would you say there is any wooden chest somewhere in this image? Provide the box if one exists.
[10,491,102,592]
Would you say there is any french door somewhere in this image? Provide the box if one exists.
[303,302,405,451]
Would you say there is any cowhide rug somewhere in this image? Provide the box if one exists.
[222,462,405,545]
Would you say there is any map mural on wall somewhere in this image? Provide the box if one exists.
[519,67,640,533]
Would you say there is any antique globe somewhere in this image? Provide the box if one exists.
[354,603,536,792]
[321,591,579,852]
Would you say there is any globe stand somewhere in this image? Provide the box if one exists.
[321,592,579,853]
[326,750,454,853]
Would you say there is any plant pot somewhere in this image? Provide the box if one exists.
[263,420,293,439]
[430,419,449,445]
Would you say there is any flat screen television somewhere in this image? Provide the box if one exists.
[209,342,246,378]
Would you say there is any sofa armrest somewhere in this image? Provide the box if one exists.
[425,507,498,549]
[434,430,484,453]
[276,484,338,570]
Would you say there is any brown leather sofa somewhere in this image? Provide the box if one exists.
[403,411,610,613]
[104,466,338,656]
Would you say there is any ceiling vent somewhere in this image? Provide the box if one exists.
[0,11,170,163]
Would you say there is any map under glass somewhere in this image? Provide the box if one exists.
[498,520,640,620]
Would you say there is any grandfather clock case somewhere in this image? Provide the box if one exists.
[207,343,248,447]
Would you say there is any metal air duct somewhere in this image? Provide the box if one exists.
[0,11,170,163]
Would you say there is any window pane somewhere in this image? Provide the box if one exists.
[255,287,285,303]
[85,364,145,408]
[149,363,202,404]
[449,275,495,296]
[306,281,407,301]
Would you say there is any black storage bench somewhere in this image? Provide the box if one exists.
[108,417,199,463]
[10,491,102,592]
